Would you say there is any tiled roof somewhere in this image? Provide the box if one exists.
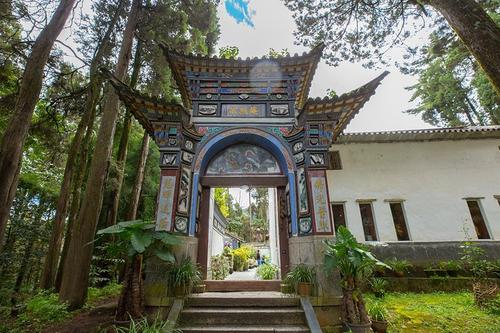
[336,126,500,143]
[161,43,325,109]
[300,71,389,140]
[102,68,188,137]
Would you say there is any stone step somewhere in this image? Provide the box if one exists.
[187,294,299,307]
[205,280,281,292]
[178,325,310,333]
[179,307,306,325]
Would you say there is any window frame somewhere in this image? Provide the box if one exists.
[386,200,411,241]
[464,198,492,240]
[356,200,378,242]
[331,201,348,232]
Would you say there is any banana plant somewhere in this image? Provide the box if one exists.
[324,226,390,327]
[97,220,180,321]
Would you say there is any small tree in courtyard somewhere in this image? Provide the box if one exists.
[324,226,389,329]
[97,220,180,321]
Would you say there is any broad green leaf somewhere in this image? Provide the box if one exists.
[154,248,175,262]
[155,232,181,245]
[130,231,153,253]
[97,224,124,235]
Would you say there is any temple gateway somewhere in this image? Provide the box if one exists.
[108,44,500,331]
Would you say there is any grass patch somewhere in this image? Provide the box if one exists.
[87,282,122,307]
[366,292,500,333]
[0,283,122,333]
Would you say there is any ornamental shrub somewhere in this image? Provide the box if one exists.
[257,263,279,280]
[210,254,231,280]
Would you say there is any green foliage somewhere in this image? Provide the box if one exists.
[385,258,412,274]
[232,245,256,271]
[370,278,388,298]
[169,257,202,293]
[86,282,122,307]
[403,3,499,127]
[365,292,500,332]
[268,48,289,58]
[284,0,427,67]
[286,264,315,284]
[113,315,181,333]
[438,260,462,271]
[459,240,494,279]
[219,46,239,59]
[484,294,500,315]
[97,220,179,261]
[324,226,389,284]
[367,301,388,321]
[214,188,231,217]
[16,291,70,328]
[210,254,231,280]
[257,263,279,280]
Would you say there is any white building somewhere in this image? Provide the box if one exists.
[327,126,500,244]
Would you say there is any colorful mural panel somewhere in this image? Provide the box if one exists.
[206,144,280,175]
[310,173,332,233]
[178,167,191,214]
[297,167,308,214]
[156,175,176,231]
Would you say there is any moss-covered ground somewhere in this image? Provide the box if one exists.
[366,292,500,333]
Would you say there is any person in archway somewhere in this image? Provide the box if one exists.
[256,250,261,266]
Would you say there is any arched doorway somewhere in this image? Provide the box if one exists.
[189,128,298,280]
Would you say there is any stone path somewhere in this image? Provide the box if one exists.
[225,267,257,280]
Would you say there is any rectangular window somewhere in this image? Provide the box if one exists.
[327,151,342,170]
[466,200,490,239]
[389,202,410,241]
[332,203,347,231]
[359,203,377,241]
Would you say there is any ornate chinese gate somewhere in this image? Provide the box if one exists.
[107,43,388,291]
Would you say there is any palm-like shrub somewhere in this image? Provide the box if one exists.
[170,257,202,295]
[97,220,179,321]
[324,226,389,325]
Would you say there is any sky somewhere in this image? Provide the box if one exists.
[218,0,432,133]
[57,0,433,133]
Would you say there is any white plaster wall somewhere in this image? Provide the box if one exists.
[211,229,225,257]
[207,189,215,271]
[268,188,280,267]
[328,139,500,242]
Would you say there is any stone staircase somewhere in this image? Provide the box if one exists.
[177,292,311,333]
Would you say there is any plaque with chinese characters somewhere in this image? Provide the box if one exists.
[221,104,266,117]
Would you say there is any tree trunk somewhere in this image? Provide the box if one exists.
[10,199,45,315]
[55,98,99,292]
[115,255,144,321]
[10,238,36,316]
[0,0,77,252]
[427,0,500,93]
[0,189,28,282]
[40,1,125,291]
[106,40,143,227]
[59,0,142,310]
[127,132,149,220]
